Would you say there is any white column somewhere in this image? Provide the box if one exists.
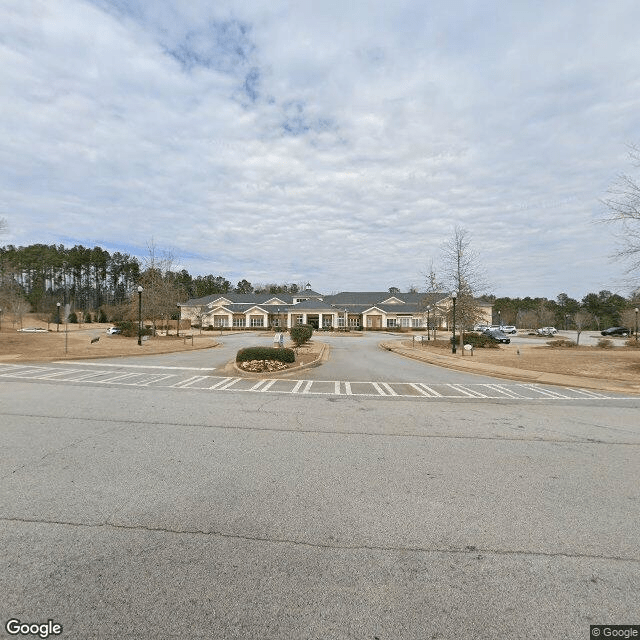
[303,313,307,324]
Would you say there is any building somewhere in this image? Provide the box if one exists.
[178,284,491,330]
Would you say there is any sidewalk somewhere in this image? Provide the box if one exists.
[380,340,640,396]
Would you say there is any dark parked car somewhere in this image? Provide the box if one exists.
[483,328,511,344]
[600,327,630,337]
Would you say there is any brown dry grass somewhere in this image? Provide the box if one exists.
[405,338,640,383]
[0,320,219,362]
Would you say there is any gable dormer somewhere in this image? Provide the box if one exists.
[380,296,404,305]
[207,297,231,308]
[264,297,287,305]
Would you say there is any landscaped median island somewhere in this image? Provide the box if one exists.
[233,324,327,375]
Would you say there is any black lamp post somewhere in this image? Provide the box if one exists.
[56,302,61,332]
[497,311,502,328]
[426,305,431,340]
[451,292,457,354]
[0,307,2,332]
[635,307,639,342]
[137,286,143,346]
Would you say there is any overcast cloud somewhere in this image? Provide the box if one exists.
[1,0,639,298]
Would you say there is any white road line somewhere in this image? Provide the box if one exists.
[517,385,571,399]
[250,379,268,391]
[100,372,141,384]
[483,384,529,399]
[448,384,487,398]
[301,380,313,394]
[173,375,210,389]
[140,374,176,386]
[218,377,241,390]
[56,362,217,371]
[371,382,387,396]
[409,383,431,396]
[292,380,305,393]
[344,382,353,395]
[335,381,341,395]
[260,379,277,392]
[380,382,398,396]
[416,383,442,397]
[209,377,233,390]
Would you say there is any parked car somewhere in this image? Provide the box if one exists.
[484,329,511,344]
[537,327,558,336]
[473,324,489,332]
[106,327,121,335]
[600,326,630,337]
[500,325,517,334]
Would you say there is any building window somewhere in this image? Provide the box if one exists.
[387,318,397,328]
[273,318,280,327]
[348,317,359,327]
[233,317,245,327]
[296,315,304,325]
[412,318,422,328]
[400,317,411,328]
[214,316,228,327]
[250,316,264,327]
[337,317,345,327]
[367,317,372,327]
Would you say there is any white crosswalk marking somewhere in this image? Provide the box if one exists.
[0,364,633,402]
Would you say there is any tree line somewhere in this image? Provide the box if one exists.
[1,242,638,331]
[0,243,305,326]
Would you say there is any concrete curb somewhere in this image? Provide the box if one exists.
[380,340,640,396]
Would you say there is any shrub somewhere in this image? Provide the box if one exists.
[236,347,295,363]
[449,332,498,348]
[547,338,577,348]
[290,324,313,346]
[115,321,153,338]
[625,339,640,348]
[98,309,108,323]
[597,338,614,349]
[68,311,78,323]
[84,312,92,323]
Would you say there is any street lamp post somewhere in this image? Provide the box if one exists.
[635,307,639,342]
[0,307,2,332]
[426,306,431,340]
[56,302,61,332]
[497,311,502,328]
[451,292,457,354]
[137,286,143,346]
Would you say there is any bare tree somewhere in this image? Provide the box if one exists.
[602,144,640,277]
[439,226,488,349]
[134,241,184,334]
[572,309,593,345]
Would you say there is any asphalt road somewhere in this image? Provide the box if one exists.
[1,333,638,640]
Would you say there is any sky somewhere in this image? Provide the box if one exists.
[1,0,639,299]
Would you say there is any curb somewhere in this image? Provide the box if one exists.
[380,340,640,396]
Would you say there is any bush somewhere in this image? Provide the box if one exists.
[98,309,108,323]
[290,324,313,346]
[84,312,92,323]
[68,311,78,323]
[625,338,640,348]
[115,321,153,338]
[236,347,295,363]
[547,338,577,348]
[449,332,498,348]
[597,338,614,349]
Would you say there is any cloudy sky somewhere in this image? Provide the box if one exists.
[2,0,639,298]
